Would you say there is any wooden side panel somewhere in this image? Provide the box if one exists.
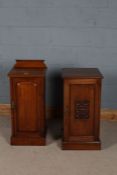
[16,82,38,132]
[63,79,97,142]
[12,78,45,137]
[63,78,102,149]
[70,84,95,139]
[9,77,46,145]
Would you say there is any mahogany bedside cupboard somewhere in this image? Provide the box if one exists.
[8,60,47,145]
[62,68,103,150]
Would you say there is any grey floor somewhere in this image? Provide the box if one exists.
[0,117,117,175]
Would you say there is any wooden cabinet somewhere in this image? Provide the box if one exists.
[62,68,103,150]
[8,60,47,145]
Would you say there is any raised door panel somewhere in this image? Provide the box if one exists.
[64,79,96,142]
[16,81,38,132]
[12,78,44,136]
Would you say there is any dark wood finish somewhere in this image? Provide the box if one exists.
[62,68,103,78]
[8,60,47,146]
[62,68,103,150]
[14,60,47,68]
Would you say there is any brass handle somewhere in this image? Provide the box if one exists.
[11,101,16,110]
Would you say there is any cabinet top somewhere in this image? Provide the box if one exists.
[62,68,103,79]
[8,60,47,77]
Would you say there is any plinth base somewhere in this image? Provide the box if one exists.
[11,136,46,146]
[62,141,101,150]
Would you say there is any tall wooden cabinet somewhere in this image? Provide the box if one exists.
[62,68,103,150]
[8,60,47,145]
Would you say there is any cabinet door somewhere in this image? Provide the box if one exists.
[63,79,100,142]
[11,78,45,137]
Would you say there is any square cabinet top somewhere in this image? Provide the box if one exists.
[62,68,103,79]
